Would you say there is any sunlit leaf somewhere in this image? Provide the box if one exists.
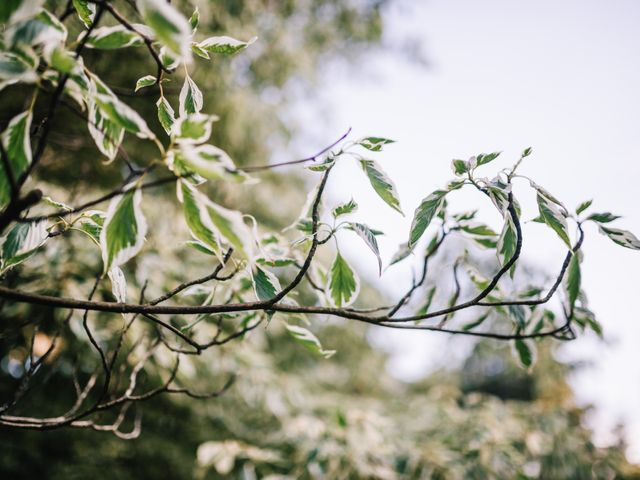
[100,186,147,272]
[359,159,403,215]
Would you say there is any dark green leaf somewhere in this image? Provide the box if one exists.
[575,199,593,216]
[587,212,621,224]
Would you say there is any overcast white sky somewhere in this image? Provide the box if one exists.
[287,0,640,463]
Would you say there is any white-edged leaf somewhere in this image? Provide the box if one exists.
[497,216,518,277]
[94,92,155,139]
[138,0,191,62]
[332,199,357,218]
[348,222,382,275]
[285,324,335,359]
[197,35,256,55]
[156,95,175,135]
[188,7,200,32]
[172,113,215,144]
[72,0,95,28]
[252,265,281,301]
[537,193,571,249]
[135,75,156,92]
[179,75,203,117]
[359,159,403,215]
[100,185,147,272]
[587,212,621,224]
[0,220,48,273]
[356,136,394,152]
[207,201,254,261]
[408,190,446,248]
[83,24,145,49]
[179,181,222,260]
[326,253,359,307]
[476,151,501,166]
[599,226,640,250]
[107,266,127,303]
[178,143,251,183]
[1,110,32,208]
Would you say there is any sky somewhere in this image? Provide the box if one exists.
[287,0,640,462]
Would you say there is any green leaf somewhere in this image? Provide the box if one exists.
[190,42,209,59]
[7,8,67,49]
[359,159,403,215]
[0,220,48,273]
[197,35,257,55]
[476,151,501,166]
[172,114,215,144]
[326,253,359,307]
[459,223,497,237]
[188,7,200,32]
[307,156,335,172]
[156,96,175,135]
[1,0,42,24]
[575,199,593,216]
[75,211,105,245]
[508,304,527,329]
[177,143,250,183]
[598,226,640,250]
[463,312,489,331]
[87,79,124,161]
[253,265,281,301]
[206,201,253,260]
[537,193,571,248]
[348,222,382,275]
[587,212,621,224]
[356,137,395,152]
[566,252,581,310]
[522,147,533,157]
[94,92,155,140]
[416,286,437,316]
[408,190,446,248]
[513,339,536,369]
[179,181,222,259]
[451,159,468,176]
[179,75,203,117]
[285,324,336,359]
[100,187,147,272]
[135,75,156,92]
[72,0,95,28]
[138,0,191,61]
[84,25,144,49]
[497,217,517,277]
[332,199,357,218]
[0,110,32,208]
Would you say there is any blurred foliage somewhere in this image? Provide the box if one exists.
[1,0,638,478]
